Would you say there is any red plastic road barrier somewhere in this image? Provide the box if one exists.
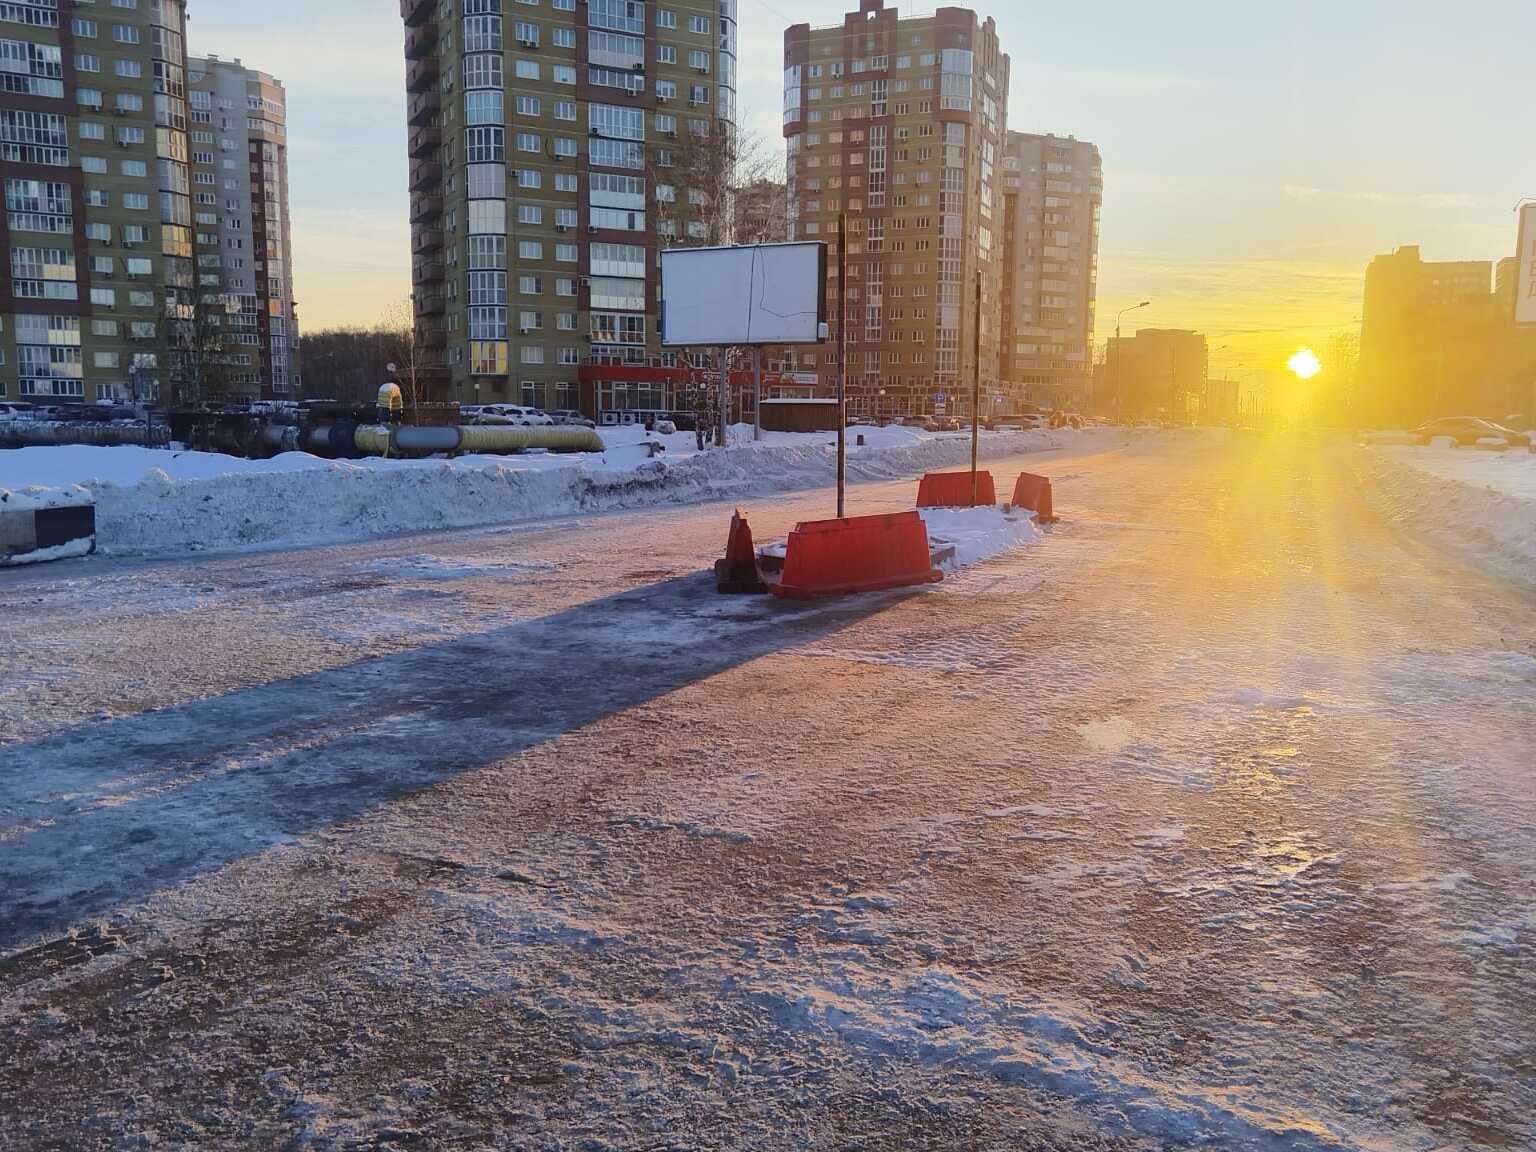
[916,469,996,508]
[715,507,767,593]
[1011,472,1058,523]
[772,510,944,599]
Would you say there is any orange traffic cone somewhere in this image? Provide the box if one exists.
[714,507,768,593]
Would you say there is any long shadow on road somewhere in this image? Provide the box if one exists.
[0,573,895,953]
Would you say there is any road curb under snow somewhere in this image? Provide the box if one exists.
[1361,445,1536,581]
[21,428,1131,558]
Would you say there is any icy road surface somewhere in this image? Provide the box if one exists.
[1,430,1533,1150]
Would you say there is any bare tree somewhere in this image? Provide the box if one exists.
[379,298,431,416]
[663,123,783,249]
[163,292,239,407]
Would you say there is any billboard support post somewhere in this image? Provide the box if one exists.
[837,211,847,519]
[718,347,728,448]
[752,346,762,442]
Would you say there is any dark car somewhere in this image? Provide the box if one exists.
[1413,417,1531,447]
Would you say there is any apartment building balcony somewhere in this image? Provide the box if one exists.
[406,55,440,93]
[409,193,442,223]
[404,21,440,61]
[411,225,443,255]
[413,293,445,318]
[412,259,445,286]
[419,325,448,350]
[408,160,442,192]
[400,0,434,27]
[408,124,441,158]
[407,89,440,127]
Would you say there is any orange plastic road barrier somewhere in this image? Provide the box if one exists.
[715,507,768,593]
[916,469,996,507]
[1011,472,1058,523]
[772,510,944,599]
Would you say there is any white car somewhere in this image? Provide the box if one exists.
[473,404,554,427]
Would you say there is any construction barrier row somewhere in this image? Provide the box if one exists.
[712,469,1060,600]
[0,488,96,566]
[915,469,1059,524]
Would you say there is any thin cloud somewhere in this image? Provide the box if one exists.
[1063,68,1197,93]
[1284,186,1479,210]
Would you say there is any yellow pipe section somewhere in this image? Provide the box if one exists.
[456,424,604,454]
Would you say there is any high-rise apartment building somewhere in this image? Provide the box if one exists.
[782,0,1008,419]
[1358,245,1535,426]
[999,131,1100,410]
[401,0,739,420]
[187,54,297,398]
[1,0,193,405]
[1103,327,1207,422]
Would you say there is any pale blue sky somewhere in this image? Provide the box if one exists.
[193,0,1536,380]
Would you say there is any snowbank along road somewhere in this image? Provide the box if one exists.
[1,430,1533,1150]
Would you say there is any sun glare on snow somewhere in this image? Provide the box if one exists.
[1288,349,1322,380]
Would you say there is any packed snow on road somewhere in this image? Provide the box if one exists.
[2,431,1532,1150]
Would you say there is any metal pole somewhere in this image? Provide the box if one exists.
[970,268,981,505]
[717,346,728,447]
[1113,323,1121,421]
[752,346,762,442]
[837,210,847,519]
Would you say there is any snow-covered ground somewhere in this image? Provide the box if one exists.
[0,423,1127,557]
[1364,443,1536,575]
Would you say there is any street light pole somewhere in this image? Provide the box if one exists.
[1112,300,1150,422]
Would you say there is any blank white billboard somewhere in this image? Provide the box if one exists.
[660,242,827,346]
[1518,204,1536,327]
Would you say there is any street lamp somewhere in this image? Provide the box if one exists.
[1112,301,1150,421]
[877,387,885,425]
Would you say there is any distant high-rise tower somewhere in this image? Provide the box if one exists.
[400,0,740,421]
[999,132,1101,410]
[1,0,193,405]
[782,0,1009,419]
[188,55,297,398]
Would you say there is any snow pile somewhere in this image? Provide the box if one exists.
[0,425,1124,556]
[918,505,1042,570]
[1364,443,1536,575]
[0,483,93,512]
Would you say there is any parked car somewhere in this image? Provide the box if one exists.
[901,415,930,428]
[924,416,961,432]
[990,413,1045,432]
[847,414,875,427]
[547,409,596,428]
[0,401,35,421]
[1412,417,1531,447]
[473,404,554,427]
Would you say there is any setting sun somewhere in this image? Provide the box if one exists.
[1288,348,1322,380]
